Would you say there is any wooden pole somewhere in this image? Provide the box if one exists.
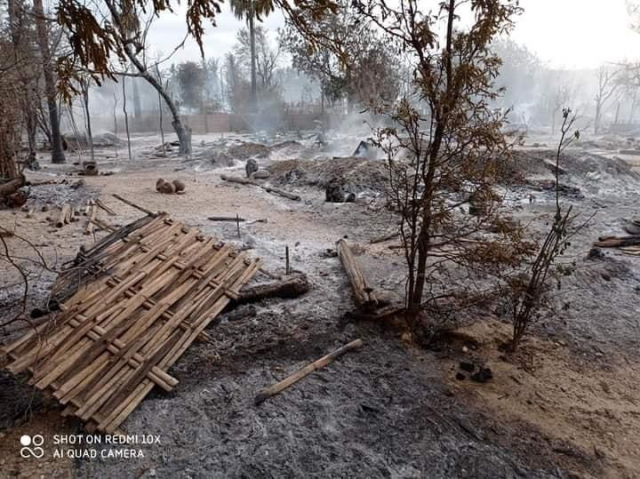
[85,202,97,235]
[254,339,364,405]
[209,216,246,222]
[285,245,290,275]
[236,214,241,238]
[56,204,70,228]
[220,174,301,201]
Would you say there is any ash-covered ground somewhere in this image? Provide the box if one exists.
[1,129,640,478]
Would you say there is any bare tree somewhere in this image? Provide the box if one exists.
[510,109,579,350]
[551,84,573,136]
[235,26,281,95]
[594,66,620,135]
[78,77,94,163]
[58,0,193,156]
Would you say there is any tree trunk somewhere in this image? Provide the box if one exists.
[123,46,191,156]
[33,0,65,164]
[102,0,190,155]
[132,77,142,119]
[8,0,37,166]
[249,5,258,114]
[594,102,601,135]
[122,75,133,161]
[82,83,95,163]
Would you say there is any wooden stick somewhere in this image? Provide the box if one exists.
[254,339,364,405]
[95,199,116,216]
[221,174,301,201]
[92,217,118,232]
[112,193,156,217]
[285,245,290,275]
[336,239,379,310]
[56,204,70,228]
[236,214,241,238]
[208,216,268,224]
[209,216,246,222]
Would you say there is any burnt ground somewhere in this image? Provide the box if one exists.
[0,132,639,478]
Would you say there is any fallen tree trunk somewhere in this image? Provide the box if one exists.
[221,174,301,201]
[254,338,363,405]
[337,239,378,310]
[0,175,25,198]
[237,272,309,304]
[595,235,640,248]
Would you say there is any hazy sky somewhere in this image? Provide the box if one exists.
[146,0,640,69]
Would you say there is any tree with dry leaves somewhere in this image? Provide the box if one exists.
[321,0,533,324]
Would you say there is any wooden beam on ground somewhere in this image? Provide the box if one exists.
[336,239,379,310]
[595,235,640,248]
[221,174,301,201]
[236,272,310,304]
[254,339,363,405]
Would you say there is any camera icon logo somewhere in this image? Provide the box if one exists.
[20,435,45,459]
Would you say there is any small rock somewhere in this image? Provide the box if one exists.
[471,366,493,383]
[588,247,605,260]
[455,372,466,381]
[459,361,475,372]
[462,346,469,353]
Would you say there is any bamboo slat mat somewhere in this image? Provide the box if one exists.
[1,214,261,434]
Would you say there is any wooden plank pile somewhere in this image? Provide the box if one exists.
[1,213,262,434]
